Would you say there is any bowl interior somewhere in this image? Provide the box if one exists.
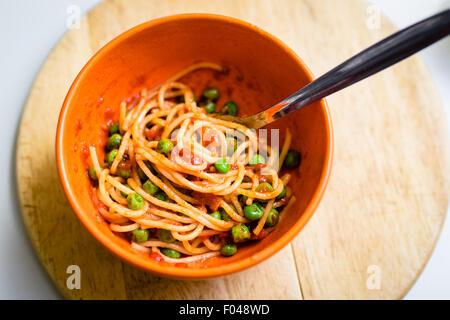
[58,15,331,278]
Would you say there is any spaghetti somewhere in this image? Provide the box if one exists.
[87,63,299,265]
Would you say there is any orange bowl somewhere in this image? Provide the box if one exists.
[56,14,333,279]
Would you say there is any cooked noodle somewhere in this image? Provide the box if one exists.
[87,62,297,264]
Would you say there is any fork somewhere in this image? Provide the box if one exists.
[213,9,450,129]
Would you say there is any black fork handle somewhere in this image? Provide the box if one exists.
[270,9,450,119]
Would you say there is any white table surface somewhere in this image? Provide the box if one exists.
[0,0,448,299]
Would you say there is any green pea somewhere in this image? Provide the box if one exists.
[203,101,216,114]
[265,208,279,227]
[255,182,274,193]
[132,228,149,242]
[226,137,237,155]
[88,166,97,180]
[158,229,175,243]
[215,158,230,173]
[283,149,301,169]
[244,203,264,221]
[127,193,144,210]
[109,122,120,135]
[143,180,159,195]
[117,168,131,179]
[106,149,118,165]
[156,192,169,202]
[157,139,174,155]
[276,187,286,200]
[220,209,231,221]
[202,87,220,100]
[106,133,122,150]
[221,243,237,256]
[223,101,238,116]
[240,195,248,205]
[231,224,251,243]
[209,211,222,220]
[161,248,181,259]
[249,154,266,166]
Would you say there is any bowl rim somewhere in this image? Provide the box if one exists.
[56,13,333,279]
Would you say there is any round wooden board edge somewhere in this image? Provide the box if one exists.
[14,0,450,299]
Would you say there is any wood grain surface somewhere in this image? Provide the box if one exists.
[16,0,449,299]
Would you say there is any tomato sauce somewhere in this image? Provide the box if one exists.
[192,191,223,212]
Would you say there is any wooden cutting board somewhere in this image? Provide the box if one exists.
[16,0,449,299]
